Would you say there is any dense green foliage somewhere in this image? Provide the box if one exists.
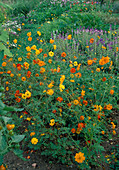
[0,0,118,169]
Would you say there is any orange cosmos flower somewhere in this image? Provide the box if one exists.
[13,39,17,43]
[27,32,31,37]
[4,55,7,59]
[106,104,112,110]
[61,52,66,57]
[13,63,16,68]
[6,87,9,91]
[15,98,21,103]
[113,130,116,135]
[43,53,47,57]
[50,39,54,43]
[83,100,88,106]
[28,37,32,41]
[74,152,85,163]
[71,128,76,133]
[21,77,26,81]
[7,70,11,74]
[90,38,94,43]
[2,62,7,67]
[35,73,39,77]
[39,48,43,53]
[10,73,14,77]
[17,64,21,71]
[102,77,106,82]
[80,116,84,120]
[103,56,110,64]
[73,100,79,105]
[27,71,31,78]
[67,103,71,107]
[110,90,114,95]
[57,67,60,73]
[93,58,97,63]
[75,72,81,78]
[87,60,93,65]
[57,97,63,102]
[30,132,35,136]
[70,68,76,73]
[38,60,45,67]
[40,67,45,74]
[67,34,72,40]
[81,90,85,96]
[77,63,81,71]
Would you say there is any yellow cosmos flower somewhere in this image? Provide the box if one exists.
[74,61,78,66]
[53,45,56,50]
[31,45,36,50]
[47,89,54,95]
[59,84,65,92]
[13,39,17,43]
[37,31,41,36]
[48,82,54,88]
[69,64,73,67]
[49,119,55,126]
[26,46,31,51]
[27,32,31,37]
[18,57,22,61]
[27,117,31,121]
[102,45,106,49]
[70,74,74,78]
[40,133,45,136]
[31,137,38,145]
[22,94,27,99]
[81,90,85,96]
[74,152,85,163]
[25,91,31,98]
[49,51,54,57]
[70,80,75,82]
[35,49,40,55]
[67,34,72,40]
[20,115,23,118]
[6,87,9,91]
[10,73,14,77]
[60,75,65,84]
[96,68,100,72]
[17,28,21,31]
[40,67,45,74]
[73,100,79,105]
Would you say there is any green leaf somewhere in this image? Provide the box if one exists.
[14,108,24,112]
[3,106,17,111]
[0,155,3,166]
[3,106,24,112]
[0,30,9,44]
[0,132,7,152]
[0,100,5,109]
[1,116,12,124]
[11,135,25,143]
[0,42,13,57]
[13,149,27,161]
